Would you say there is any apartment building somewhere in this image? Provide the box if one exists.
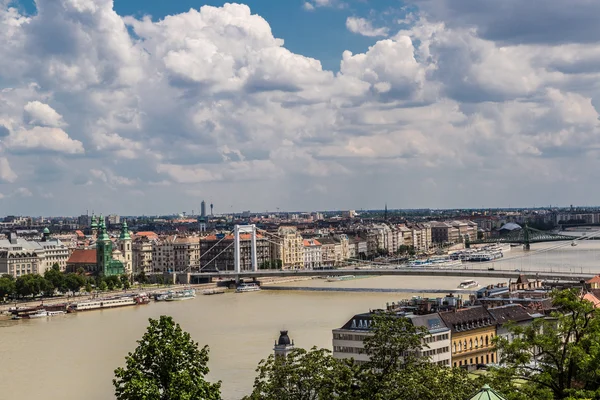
[132,237,154,274]
[487,304,535,361]
[332,311,452,366]
[200,233,272,271]
[303,239,322,269]
[173,236,200,272]
[439,306,497,368]
[275,226,304,269]
[0,231,69,277]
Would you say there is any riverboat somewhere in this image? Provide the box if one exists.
[28,309,48,318]
[326,275,356,282]
[165,289,196,301]
[70,293,149,312]
[202,288,225,295]
[235,283,261,293]
[458,280,479,289]
[47,310,67,316]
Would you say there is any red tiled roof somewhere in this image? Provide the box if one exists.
[75,230,85,238]
[587,275,600,284]
[67,249,97,264]
[134,231,158,239]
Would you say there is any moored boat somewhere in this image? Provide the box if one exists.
[70,293,150,312]
[165,289,196,301]
[326,275,356,282]
[458,280,479,289]
[202,288,225,295]
[235,283,261,293]
[47,310,67,316]
[27,309,48,318]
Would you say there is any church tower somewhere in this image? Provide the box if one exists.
[90,215,98,239]
[96,215,112,275]
[274,330,295,358]
[119,220,132,276]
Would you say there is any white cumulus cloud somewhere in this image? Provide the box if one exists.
[23,101,65,127]
[346,17,389,37]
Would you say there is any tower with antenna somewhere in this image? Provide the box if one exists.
[210,203,214,216]
[384,203,388,221]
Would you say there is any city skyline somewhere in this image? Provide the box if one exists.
[1,1,600,215]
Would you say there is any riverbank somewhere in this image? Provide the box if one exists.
[0,275,316,313]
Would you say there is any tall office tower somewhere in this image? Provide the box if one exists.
[201,200,206,218]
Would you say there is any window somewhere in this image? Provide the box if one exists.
[485,336,489,346]
[491,353,495,363]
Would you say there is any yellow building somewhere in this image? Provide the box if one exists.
[276,226,304,269]
[440,306,497,367]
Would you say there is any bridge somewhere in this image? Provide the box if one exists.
[187,267,594,284]
[468,224,576,249]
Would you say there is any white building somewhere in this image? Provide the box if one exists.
[332,311,452,366]
[0,230,70,277]
[303,239,322,269]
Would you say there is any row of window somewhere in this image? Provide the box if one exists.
[423,333,449,343]
[333,333,370,341]
[453,353,495,367]
[333,346,362,354]
[452,334,494,353]
[422,346,450,357]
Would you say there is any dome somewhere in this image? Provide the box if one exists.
[43,227,50,234]
[277,330,291,346]
[499,222,521,231]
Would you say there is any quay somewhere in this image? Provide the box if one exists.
[187,267,593,284]
[261,286,479,294]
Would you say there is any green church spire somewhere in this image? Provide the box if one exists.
[119,220,131,240]
[97,215,109,241]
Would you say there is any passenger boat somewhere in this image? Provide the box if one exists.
[326,275,356,282]
[235,283,261,293]
[571,241,578,247]
[202,288,225,295]
[47,310,67,317]
[165,289,196,301]
[71,293,150,312]
[153,292,170,301]
[28,309,48,318]
[458,280,479,289]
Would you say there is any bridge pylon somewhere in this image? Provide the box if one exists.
[523,224,530,251]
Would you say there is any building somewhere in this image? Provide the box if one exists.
[303,239,322,269]
[439,306,497,368]
[107,214,121,225]
[173,236,200,272]
[95,217,125,276]
[132,236,154,274]
[487,304,535,361]
[275,226,304,269]
[0,230,70,277]
[274,330,295,357]
[200,233,272,271]
[201,200,207,218]
[332,311,452,366]
[116,221,132,275]
[66,249,98,273]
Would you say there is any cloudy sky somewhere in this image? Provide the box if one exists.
[0,0,599,216]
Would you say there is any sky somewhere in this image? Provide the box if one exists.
[1,0,600,216]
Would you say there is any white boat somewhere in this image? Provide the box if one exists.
[326,275,355,282]
[165,289,196,301]
[235,283,261,293]
[458,280,479,289]
[72,295,147,311]
[571,241,578,247]
[202,288,225,295]
[28,309,48,318]
[47,310,66,316]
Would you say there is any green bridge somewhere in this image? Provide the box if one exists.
[467,225,575,250]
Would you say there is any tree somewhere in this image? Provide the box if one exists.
[99,281,108,291]
[105,275,122,291]
[136,271,149,285]
[65,273,86,294]
[245,347,358,400]
[0,276,15,300]
[120,274,131,290]
[493,289,600,399]
[15,274,42,298]
[44,267,64,295]
[85,282,93,293]
[113,315,221,400]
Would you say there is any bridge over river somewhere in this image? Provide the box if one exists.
[187,267,594,284]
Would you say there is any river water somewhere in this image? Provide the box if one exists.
[2,240,600,400]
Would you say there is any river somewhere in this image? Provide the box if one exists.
[2,239,600,400]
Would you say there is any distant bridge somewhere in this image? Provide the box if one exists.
[188,267,593,284]
[469,225,577,249]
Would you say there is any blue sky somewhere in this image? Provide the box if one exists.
[2,0,600,215]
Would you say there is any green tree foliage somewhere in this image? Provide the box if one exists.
[0,275,15,299]
[65,273,86,294]
[99,281,108,291]
[493,289,600,399]
[120,274,131,290]
[105,275,122,291]
[15,274,48,298]
[113,315,221,400]
[44,267,64,295]
[244,347,358,400]
[136,271,149,285]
